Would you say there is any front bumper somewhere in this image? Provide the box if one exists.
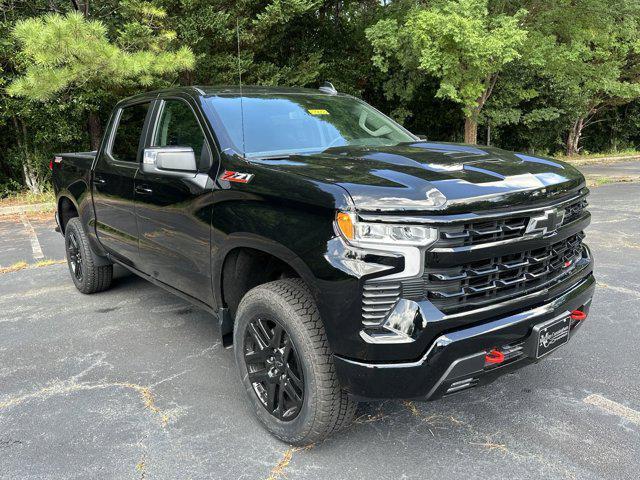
[334,273,595,401]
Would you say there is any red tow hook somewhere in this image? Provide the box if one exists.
[570,310,587,321]
[485,349,505,365]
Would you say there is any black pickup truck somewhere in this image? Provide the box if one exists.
[52,85,594,444]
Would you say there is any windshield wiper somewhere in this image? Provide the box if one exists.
[251,153,293,161]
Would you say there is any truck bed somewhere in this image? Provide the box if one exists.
[51,151,97,203]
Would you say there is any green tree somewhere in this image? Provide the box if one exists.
[8,10,194,145]
[367,0,528,144]
[525,0,640,155]
[3,0,640,195]
[5,8,194,192]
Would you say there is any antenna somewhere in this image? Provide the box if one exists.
[237,19,247,159]
[319,81,337,95]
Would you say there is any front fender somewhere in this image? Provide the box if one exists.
[212,232,319,307]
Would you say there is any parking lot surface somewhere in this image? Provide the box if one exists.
[1,183,639,480]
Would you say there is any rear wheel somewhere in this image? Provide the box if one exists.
[234,279,357,445]
[65,217,113,294]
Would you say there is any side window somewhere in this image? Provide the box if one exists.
[153,99,209,170]
[111,102,150,162]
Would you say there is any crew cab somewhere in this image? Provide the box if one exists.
[52,85,594,444]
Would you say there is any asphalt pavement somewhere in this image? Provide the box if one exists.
[579,160,640,178]
[0,183,639,479]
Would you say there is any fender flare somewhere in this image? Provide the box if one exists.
[56,190,80,210]
[212,232,319,310]
[56,186,109,262]
[56,190,81,232]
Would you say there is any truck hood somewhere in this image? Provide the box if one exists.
[251,142,585,213]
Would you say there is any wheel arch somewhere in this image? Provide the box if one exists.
[215,234,318,308]
[57,193,80,234]
[213,234,320,344]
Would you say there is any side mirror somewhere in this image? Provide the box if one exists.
[415,134,428,141]
[142,147,197,176]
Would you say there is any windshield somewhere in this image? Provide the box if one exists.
[203,94,416,158]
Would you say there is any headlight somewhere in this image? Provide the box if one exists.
[335,212,438,247]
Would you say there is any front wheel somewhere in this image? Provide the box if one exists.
[234,279,357,445]
[65,217,113,294]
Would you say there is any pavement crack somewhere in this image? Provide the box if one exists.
[266,445,313,480]
[469,440,509,453]
[0,379,171,427]
[402,401,515,455]
[403,400,422,418]
[597,281,640,298]
[354,411,386,424]
[183,341,222,361]
[0,437,23,449]
[354,402,392,424]
[136,452,148,480]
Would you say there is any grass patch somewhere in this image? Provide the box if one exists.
[33,259,66,268]
[557,150,640,166]
[586,175,639,187]
[0,190,55,207]
[0,261,29,274]
[0,258,65,274]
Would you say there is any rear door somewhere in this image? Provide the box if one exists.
[93,100,153,267]
[134,96,216,305]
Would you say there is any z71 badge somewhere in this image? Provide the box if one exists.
[220,171,254,184]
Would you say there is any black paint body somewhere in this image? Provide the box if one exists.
[52,86,594,401]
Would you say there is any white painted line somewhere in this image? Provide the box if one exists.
[584,394,640,425]
[19,212,44,260]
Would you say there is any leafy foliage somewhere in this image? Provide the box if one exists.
[8,11,194,99]
[1,0,640,194]
[367,0,528,142]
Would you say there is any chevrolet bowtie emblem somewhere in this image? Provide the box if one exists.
[525,208,565,237]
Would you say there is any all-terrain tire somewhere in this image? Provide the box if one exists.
[65,217,113,294]
[234,279,357,445]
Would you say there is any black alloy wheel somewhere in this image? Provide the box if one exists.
[243,318,304,421]
[63,217,113,294]
[234,279,357,445]
[67,231,83,282]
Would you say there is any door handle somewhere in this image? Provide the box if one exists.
[135,185,153,195]
[93,177,106,185]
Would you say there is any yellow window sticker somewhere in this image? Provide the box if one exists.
[308,109,329,115]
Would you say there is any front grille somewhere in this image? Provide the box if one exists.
[360,195,590,324]
[437,197,588,248]
[564,198,588,223]
[402,232,586,314]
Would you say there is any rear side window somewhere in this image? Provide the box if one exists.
[153,99,208,169]
[111,102,150,162]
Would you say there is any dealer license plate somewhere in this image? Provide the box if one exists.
[533,315,571,358]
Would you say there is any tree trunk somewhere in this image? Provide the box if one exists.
[23,163,42,194]
[87,111,102,150]
[463,74,498,146]
[464,116,478,145]
[180,69,194,86]
[13,116,43,194]
[566,117,584,156]
[70,1,89,16]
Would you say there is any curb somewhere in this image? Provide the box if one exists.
[563,155,640,167]
[0,203,55,216]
